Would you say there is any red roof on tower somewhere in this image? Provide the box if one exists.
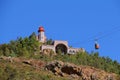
[38,26,44,32]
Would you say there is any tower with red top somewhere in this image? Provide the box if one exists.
[38,26,46,43]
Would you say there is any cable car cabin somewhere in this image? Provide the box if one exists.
[95,43,99,49]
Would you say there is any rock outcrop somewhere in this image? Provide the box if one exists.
[46,61,117,80]
[23,59,45,69]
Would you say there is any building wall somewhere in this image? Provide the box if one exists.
[68,48,85,54]
[40,40,85,54]
[54,40,69,53]
[41,45,55,52]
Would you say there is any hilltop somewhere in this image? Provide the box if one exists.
[0,32,120,80]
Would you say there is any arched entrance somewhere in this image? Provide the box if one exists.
[55,44,67,54]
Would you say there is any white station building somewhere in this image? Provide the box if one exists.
[37,26,85,54]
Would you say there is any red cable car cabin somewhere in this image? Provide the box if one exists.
[95,43,99,49]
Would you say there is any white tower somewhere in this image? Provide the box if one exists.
[38,26,46,43]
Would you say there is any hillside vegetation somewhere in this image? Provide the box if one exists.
[0,32,120,80]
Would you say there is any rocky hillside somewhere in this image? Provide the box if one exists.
[46,61,118,80]
[0,56,120,80]
[0,33,120,80]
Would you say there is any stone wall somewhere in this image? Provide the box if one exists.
[68,48,85,54]
[41,45,55,52]
[54,40,68,48]
[40,40,85,54]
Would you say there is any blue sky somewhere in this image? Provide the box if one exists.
[0,0,120,62]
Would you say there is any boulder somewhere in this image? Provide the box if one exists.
[46,60,118,80]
